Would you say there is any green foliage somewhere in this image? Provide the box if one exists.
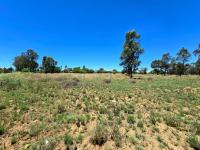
[129,136,138,145]
[120,30,144,78]
[187,135,200,150]
[0,125,5,135]
[42,56,60,73]
[127,115,136,125]
[137,120,144,128]
[164,115,182,128]
[64,134,73,146]
[28,138,56,150]
[111,125,122,147]
[0,78,21,91]
[76,134,83,144]
[90,122,108,146]
[0,103,6,110]
[11,136,17,145]
[149,112,161,125]
[13,49,38,72]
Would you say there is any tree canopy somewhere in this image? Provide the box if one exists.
[120,30,144,78]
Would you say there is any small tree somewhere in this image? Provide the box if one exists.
[169,57,177,75]
[176,47,191,76]
[42,56,58,73]
[161,53,171,75]
[13,49,38,72]
[120,30,144,78]
[193,44,200,59]
[151,60,163,75]
[193,44,200,75]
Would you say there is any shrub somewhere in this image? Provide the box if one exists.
[188,135,200,150]
[29,125,40,137]
[90,123,108,146]
[57,104,65,113]
[11,136,17,145]
[129,136,138,145]
[149,112,161,125]
[18,102,29,112]
[29,138,56,150]
[0,125,5,135]
[127,115,136,125]
[104,79,111,84]
[111,125,122,147]
[0,78,21,91]
[124,103,135,114]
[164,115,182,128]
[64,134,73,146]
[0,103,6,110]
[137,120,144,128]
[76,134,83,144]
[193,122,200,135]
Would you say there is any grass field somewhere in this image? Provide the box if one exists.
[0,73,200,150]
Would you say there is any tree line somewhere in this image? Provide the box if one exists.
[150,46,200,76]
[0,49,119,74]
[120,30,200,78]
[0,29,200,77]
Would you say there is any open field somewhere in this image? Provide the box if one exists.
[0,73,200,150]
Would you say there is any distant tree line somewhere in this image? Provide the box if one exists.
[120,29,200,77]
[1,29,200,77]
[0,49,119,74]
[151,45,200,76]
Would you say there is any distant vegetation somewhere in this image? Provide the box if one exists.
[1,30,200,77]
[151,46,200,76]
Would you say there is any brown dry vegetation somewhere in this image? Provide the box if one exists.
[0,73,200,150]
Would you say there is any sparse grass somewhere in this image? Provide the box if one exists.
[0,73,200,149]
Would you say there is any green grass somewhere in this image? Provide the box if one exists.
[0,73,200,149]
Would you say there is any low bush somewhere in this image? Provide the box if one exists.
[0,125,5,135]
[29,138,56,150]
[111,125,122,147]
[64,134,73,148]
[0,78,21,91]
[90,123,108,146]
[187,135,200,150]
[127,115,136,125]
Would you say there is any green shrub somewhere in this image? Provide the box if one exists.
[137,120,144,128]
[0,125,5,135]
[18,102,29,112]
[124,103,135,114]
[90,123,108,146]
[29,125,40,137]
[57,104,65,113]
[111,125,122,147]
[64,134,73,146]
[129,136,138,145]
[149,112,161,125]
[76,134,83,144]
[11,136,17,145]
[164,115,182,128]
[29,138,56,150]
[0,78,21,91]
[0,103,6,110]
[188,135,200,150]
[127,115,136,125]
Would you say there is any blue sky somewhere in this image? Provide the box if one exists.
[0,0,200,71]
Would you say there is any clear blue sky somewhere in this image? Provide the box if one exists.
[0,0,200,70]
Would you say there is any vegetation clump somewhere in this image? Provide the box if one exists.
[90,122,109,146]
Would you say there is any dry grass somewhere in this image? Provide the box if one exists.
[0,73,200,150]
